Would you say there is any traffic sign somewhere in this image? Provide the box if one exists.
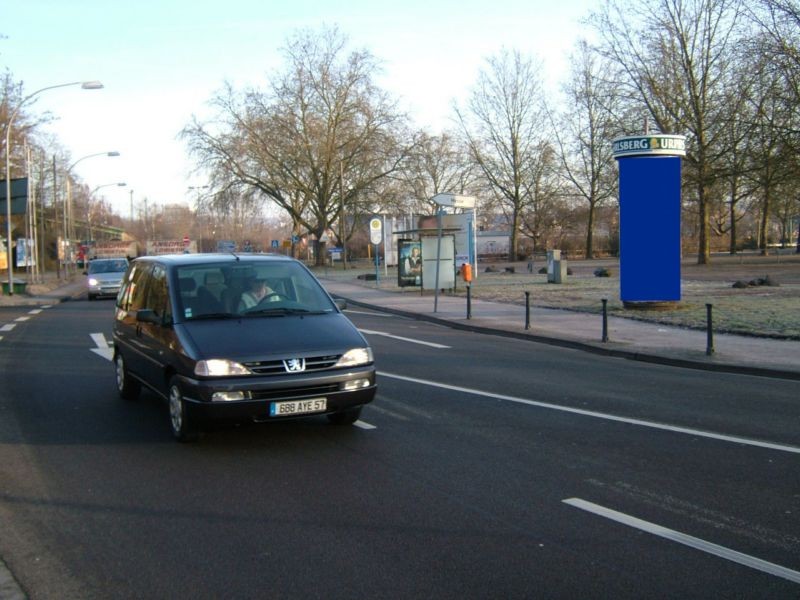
[432,193,476,208]
[369,217,382,245]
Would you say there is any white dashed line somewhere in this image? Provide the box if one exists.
[0,324,16,332]
[563,498,800,584]
[14,316,30,322]
[379,371,800,455]
[359,329,450,349]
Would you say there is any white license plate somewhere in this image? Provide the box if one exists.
[270,398,327,417]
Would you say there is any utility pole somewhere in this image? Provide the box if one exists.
[340,161,347,270]
[53,155,61,280]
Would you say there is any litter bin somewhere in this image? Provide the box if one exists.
[1,279,27,295]
[547,250,567,284]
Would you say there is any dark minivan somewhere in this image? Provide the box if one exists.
[113,253,376,441]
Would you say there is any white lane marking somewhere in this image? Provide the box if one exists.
[378,371,800,455]
[90,333,114,360]
[563,498,800,584]
[1,324,16,332]
[359,329,450,349]
[14,316,30,322]
[354,420,377,430]
[368,405,412,421]
[345,309,394,318]
[41,305,53,309]
[28,309,43,315]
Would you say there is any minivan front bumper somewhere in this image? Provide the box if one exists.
[175,366,376,423]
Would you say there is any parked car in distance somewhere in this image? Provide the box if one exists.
[112,253,376,441]
[86,257,129,300]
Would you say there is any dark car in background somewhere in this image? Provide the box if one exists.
[86,257,129,300]
[112,253,376,441]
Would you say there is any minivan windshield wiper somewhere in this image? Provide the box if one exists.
[187,312,238,320]
[243,307,328,317]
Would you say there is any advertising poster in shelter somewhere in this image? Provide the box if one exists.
[15,238,35,267]
[397,240,422,287]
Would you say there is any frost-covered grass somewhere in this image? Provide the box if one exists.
[314,254,800,339]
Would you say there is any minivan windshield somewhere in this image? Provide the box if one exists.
[88,259,129,274]
[175,260,336,320]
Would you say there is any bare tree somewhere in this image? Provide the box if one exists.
[590,0,747,264]
[182,27,411,265]
[770,177,800,246]
[455,48,552,260]
[744,50,797,253]
[749,0,800,142]
[552,40,621,258]
[398,131,477,215]
[517,143,567,254]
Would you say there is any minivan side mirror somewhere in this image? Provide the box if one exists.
[137,309,168,326]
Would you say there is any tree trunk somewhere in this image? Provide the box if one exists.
[314,238,326,266]
[759,186,771,256]
[510,205,520,261]
[728,180,738,255]
[696,180,711,265]
[585,201,595,259]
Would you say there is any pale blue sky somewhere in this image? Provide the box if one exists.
[2,0,595,216]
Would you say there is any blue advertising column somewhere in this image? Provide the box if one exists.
[613,134,686,308]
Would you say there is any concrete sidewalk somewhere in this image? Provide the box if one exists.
[0,273,87,306]
[319,277,800,381]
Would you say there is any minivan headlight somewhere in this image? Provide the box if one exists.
[194,359,251,377]
[334,348,373,368]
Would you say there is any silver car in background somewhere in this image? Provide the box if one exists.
[86,258,129,300]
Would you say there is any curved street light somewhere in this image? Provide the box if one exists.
[64,151,120,275]
[4,80,104,295]
[87,182,126,240]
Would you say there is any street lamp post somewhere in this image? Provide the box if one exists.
[4,80,103,295]
[64,151,119,276]
[88,182,126,240]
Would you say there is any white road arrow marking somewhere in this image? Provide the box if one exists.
[90,333,114,361]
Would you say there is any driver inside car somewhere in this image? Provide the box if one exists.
[238,277,278,311]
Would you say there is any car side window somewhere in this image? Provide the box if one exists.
[144,265,171,321]
[117,263,151,312]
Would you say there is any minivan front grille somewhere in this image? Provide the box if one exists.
[244,354,340,375]
[250,383,340,401]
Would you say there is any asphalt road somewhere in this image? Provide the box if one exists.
[0,298,798,599]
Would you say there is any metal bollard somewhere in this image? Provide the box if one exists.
[525,291,531,330]
[601,298,609,342]
[706,303,714,355]
[466,285,472,320]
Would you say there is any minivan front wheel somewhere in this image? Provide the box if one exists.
[115,353,140,401]
[168,377,199,442]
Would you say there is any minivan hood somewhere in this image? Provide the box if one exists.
[177,312,368,361]
[89,272,125,283]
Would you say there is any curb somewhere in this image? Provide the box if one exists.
[0,557,26,600]
[335,295,800,382]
